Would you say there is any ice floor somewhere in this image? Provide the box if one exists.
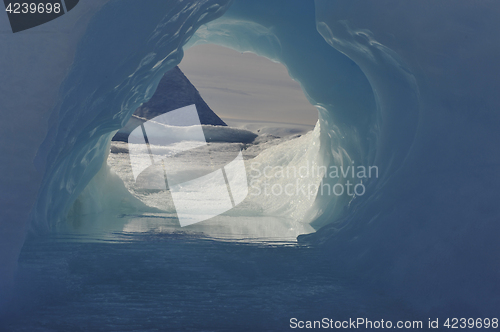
[67,124,324,243]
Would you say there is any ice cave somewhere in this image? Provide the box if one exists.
[0,0,499,330]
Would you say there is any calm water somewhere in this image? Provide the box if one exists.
[1,230,419,331]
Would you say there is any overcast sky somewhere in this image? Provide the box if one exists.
[179,44,318,126]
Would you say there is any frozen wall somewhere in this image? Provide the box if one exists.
[200,0,499,313]
[0,0,110,301]
[305,0,500,315]
[0,0,232,302]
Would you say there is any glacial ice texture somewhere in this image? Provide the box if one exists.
[0,0,232,299]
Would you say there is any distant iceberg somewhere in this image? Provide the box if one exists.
[113,66,227,142]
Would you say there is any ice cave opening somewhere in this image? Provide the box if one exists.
[18,0,419,254]
[73,41,341,242]
[64,13,386,243]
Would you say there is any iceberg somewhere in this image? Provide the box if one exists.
[1,0,499,323]
[112,65,227,142]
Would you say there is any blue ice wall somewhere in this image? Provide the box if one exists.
[197,0,500,314]
[0,0,232,301]
[304,0,500,315]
